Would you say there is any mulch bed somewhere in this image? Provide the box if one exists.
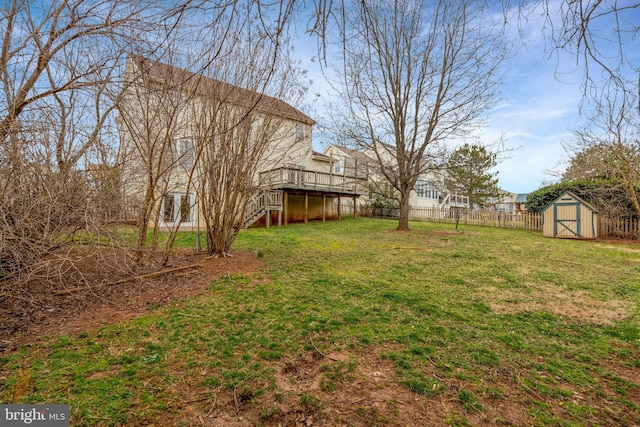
[0,250,262,351]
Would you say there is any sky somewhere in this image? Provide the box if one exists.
[290,2,638,195]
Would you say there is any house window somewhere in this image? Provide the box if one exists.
[295,123,304,143]
[179,194,191,222]
[174,140,194,170]
[163,194,175,222]
[334,161,342,174]
[415,180,434,198]
[162,192,193,224]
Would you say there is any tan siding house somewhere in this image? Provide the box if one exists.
[118,56,367,229]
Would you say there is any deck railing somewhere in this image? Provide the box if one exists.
[259,167,369,195]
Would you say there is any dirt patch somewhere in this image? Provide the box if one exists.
[170,343,538,427]
[0,250,263,349]
[480,283,630,325]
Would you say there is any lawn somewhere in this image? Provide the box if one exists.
[1,218,639,426]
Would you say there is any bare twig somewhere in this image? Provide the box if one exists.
[309,335,339,361]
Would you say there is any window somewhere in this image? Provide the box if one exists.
[415,180,436,198]
[334,160,342,174]
[294,123,304,143]
[180,194,191,222]
[162,193,193,224]
[163,194,175,222]
[174,140,194,170]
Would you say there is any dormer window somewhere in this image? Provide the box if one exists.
[334,160,342,173]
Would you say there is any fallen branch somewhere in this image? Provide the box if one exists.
[310,335,339,361]
[0,292,35,305]
[53,263,202,295]
[176,312,202,318]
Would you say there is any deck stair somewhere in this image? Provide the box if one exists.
[242,190,283,228]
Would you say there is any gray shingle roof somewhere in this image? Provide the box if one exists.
[129,54,315,125]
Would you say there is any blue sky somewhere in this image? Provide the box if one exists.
[292,2,638,195]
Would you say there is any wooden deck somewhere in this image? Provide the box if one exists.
[259,167,368,196]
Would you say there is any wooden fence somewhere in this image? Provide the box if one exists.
[364,206,543,231]
[351,205,639,239]
[99,206,139,224]
[103,202,639,240]
[599,216,639,239]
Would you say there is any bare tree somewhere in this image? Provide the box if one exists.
[117,1,309,258]
[569,94,640,219]
[332,0,509,231]
[526,0,640,99]
[117,54,196,255]
[0,0,154,283]
[524,1,640,218]
[0,0,155,141]
[1,0,306,282]
[190,32,310,256]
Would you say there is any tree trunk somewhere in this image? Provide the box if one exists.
[397,192,410,231]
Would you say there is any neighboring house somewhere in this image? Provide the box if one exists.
[118,56,367,229]
[324,144,468,210]
[490,192,528,213]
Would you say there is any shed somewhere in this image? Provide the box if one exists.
[542,191,598,239]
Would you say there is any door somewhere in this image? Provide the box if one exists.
[554,202,580,237]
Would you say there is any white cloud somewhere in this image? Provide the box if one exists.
[297,0,603,194]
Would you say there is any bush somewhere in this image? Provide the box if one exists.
[526,179,638,218]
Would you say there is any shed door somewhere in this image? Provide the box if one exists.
[554,203,580,237]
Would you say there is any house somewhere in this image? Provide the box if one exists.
[542,191,599,239]
[324,144,468,210]
[490,192,528,213]
[117,56,368,229]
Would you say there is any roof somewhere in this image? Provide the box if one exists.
[542,191,599,213]
[312,151,334,162]
[515,193,528,203]
[128,55,315,125]
[327,145,376,165]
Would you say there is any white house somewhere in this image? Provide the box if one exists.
[489,192,528,213]
[324,145,468,210]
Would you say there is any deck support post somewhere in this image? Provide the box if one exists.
[322,194,326,222]
[304,193,309,224]
[284,192,289,226]
[353,195,357,218]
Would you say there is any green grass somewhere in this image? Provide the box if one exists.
[1,218,639,426]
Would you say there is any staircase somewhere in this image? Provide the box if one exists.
[243,190,283,228]
[439,194,450,209]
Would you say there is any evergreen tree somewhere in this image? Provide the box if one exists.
[445,144,502,209]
